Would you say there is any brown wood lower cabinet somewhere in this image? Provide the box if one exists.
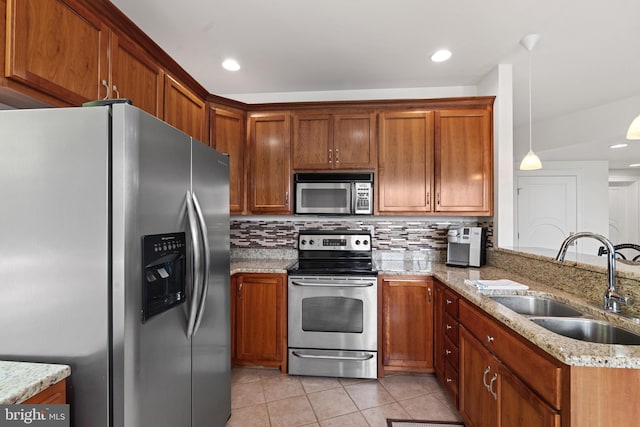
[22,379,66,404]
[231,273,287,372]
[380,275,434,374]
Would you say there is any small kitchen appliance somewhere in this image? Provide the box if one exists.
[446,226,487,267]
[287,230,378,379]
[294,172,373,215]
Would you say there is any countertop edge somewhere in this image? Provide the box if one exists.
[0,361,71,404]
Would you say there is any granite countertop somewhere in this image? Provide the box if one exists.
[0,361,71,404]
[231,255,640,369]
[431,264,640,369]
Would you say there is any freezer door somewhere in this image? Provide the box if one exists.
[190,140,231,427]
[0,107,110,427]
[111,104,192,427]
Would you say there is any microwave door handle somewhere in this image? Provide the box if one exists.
[185,190,202,338]
[353,182,358,213]
[191,190,210,335]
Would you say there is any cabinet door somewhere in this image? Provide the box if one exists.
[292,114,332,170]
[110,32,164,118]
[378,111,434,213]
[459,328,499,427]
[248,113,292,214]
[163,74,206,142]
[381,276,434,371]
[435,109,492,215]
[6,0,109,105]
[500,367,560,427]
[211,108,245,214]
[234,274,285,364]
[333,113,376,169]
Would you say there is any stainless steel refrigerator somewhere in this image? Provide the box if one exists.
[0,103,231,427]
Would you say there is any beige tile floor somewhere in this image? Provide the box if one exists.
[226,367,463,427]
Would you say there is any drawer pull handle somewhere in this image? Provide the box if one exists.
[486,335,494,343]
[482,366,491,390]
[489,373,498,400]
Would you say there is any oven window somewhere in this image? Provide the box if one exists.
[301,296,363,333]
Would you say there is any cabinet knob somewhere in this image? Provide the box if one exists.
[446,299,453,305]
[446,324,452,330]
[446,378,453,383]
[486,335,494,343]
[445,349,452,355]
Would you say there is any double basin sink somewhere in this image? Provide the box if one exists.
[489,295,640,345]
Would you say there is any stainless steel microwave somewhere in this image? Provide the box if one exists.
[294,172,373,215]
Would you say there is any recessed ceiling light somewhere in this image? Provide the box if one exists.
[610,143,628,149]
[222,58,240,71]
[629,163,640,167]
[431,49,452,63]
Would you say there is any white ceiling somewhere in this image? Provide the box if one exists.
[111,0,640,168]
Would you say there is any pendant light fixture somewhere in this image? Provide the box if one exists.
[627,113,640,139]
[519,33,542,170]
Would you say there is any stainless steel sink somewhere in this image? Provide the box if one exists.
[490,295,584,317]
[530,317,640,345]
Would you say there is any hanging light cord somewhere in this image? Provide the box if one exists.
[528,47,533,153]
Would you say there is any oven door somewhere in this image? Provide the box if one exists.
[287,275,377,351]
[295,182,352,215]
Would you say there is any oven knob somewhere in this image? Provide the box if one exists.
[355,240,361,245]
[364,240,369,245]
[309,240,315,245]
[301,240,307,246]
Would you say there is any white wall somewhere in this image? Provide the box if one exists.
[478,64,514,248]
[223,85,477,104]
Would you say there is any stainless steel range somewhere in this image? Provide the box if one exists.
[287,231,378,379]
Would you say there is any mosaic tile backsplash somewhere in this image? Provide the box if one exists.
[231,217,494,252]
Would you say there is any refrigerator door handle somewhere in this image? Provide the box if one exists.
[186,190,202,338]
[191,190,211,335]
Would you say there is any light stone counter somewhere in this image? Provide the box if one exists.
[0,361,70,404]
[431,264,640,369]
[231,249,640,368]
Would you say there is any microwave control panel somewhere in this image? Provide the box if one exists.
[354,182,372,214]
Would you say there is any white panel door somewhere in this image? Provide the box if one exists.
[516,175,577,251]
[608,180,639,247]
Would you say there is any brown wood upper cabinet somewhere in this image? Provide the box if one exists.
[293,113,376,170]
[378,111,434,213]
[164,74,207,144]
[378,108,493,215]
[248,113,292,214]
[5,0,109,105]
[5,0,165,116]
[210,107,245,214]
[435,109,493,215]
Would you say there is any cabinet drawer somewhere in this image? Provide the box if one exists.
[443,360,459,404]
[443,334,459,370]
[444,289,459,318]
[459,300,562,409]
[444,312,459,343]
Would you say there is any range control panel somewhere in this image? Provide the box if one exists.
[298,232,371,251]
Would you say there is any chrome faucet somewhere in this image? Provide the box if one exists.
[555,232,633,313]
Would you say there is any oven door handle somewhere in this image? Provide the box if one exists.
[291,351,374,361]
[290,280,375,288]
